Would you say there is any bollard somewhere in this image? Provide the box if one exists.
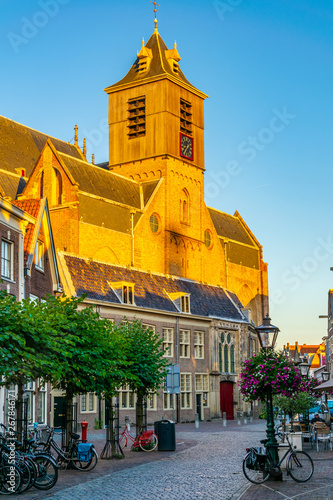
[195,413,199,429]
[222,412,227,427]
[243,413,248,425]
[81,421,88,443]
[237,411,241,425]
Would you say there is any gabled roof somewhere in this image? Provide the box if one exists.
[208,207,256,247]
[13,198,62,292]
[0,116,83,178]
[59,253,246,322]
[104,30,207,99]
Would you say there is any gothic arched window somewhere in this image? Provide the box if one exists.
[54,168,63,205]
[180,189,190,224]
[224,344,229,373]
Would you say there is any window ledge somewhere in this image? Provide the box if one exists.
[1,277,15,284]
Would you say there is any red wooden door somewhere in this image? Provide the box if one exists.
[220,381,234,420]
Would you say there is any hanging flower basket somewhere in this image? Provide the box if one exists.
[238,349,318,402]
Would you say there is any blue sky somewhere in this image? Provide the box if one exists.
[1,0,332,348]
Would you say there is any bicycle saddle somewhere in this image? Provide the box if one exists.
[69,432,80,440]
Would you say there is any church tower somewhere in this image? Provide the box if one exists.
[104,16,217,281]
[104,21,207,176]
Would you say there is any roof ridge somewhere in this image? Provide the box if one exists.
[0,168,21,179]
[61,251,238,292]
[207,206,239,219]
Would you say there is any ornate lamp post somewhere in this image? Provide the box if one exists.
[322,370,330,410]
[255,315,280,463]
[299,356,311,429]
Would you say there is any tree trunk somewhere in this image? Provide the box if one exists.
[16,383,24,438]
[65,394,73,449]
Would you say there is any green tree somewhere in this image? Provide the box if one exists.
[119,319,170,433]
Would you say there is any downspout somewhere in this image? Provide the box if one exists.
[223,239,228,288]
[130,209,135,267]
[176,316,180,423]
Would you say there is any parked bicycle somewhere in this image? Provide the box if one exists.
[38,426,98,471]
[118,424,158,452]
[243,431,314,484]
[0,424,58,493]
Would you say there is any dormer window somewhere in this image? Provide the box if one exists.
[108,281,135,305]
[180,295,190,313]
[164,290,191,314]
[123,285,134,305]
[165,42,181,75]
[136,39,152,74]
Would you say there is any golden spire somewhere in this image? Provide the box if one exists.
[150,1,160,31]
[83,138,87,160]
[92,153,95,165]
[74,124,78,146]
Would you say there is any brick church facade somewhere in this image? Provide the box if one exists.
[0,21,269,425]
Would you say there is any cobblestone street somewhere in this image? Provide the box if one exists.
[19,420,333,500]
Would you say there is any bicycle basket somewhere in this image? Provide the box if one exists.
[77,443,93,462]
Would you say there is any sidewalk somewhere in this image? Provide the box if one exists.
[231,439,333,500]
[18,419,333,499]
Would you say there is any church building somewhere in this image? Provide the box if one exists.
[0,13,269,425]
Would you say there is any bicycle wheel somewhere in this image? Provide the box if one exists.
[139,432,158,452]
[33,454,58,490]
[0,464,22,494]
[15,458,32,493]
[287,451,314,482]
[118,433,127,449]
[72,447,98,471]
[242,451,270,484]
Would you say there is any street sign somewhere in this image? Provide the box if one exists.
[166,364,180,394]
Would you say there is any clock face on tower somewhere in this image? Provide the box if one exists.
[180,133,194,160]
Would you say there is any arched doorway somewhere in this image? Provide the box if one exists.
[220,381,234,420]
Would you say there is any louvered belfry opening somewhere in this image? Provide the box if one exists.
[128,97,146,138]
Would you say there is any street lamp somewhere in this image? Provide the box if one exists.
[255,315,280,466]
[256,314,279,350]
[322,371,330,382]
[298,356,311,429]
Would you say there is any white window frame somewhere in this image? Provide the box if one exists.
[179,329,190,358]
[122,285,134,304]
[195,373,209,408]
[180,295,190,313]
[162,328,174,357]
[163,386,176,410]
[180,373,192,409]
[194,331,204,359]
[147,393,157,411]
[36,380,47,424]
[81,393,96,413]
[118,386,136,409]
[35,240,44,271]
[24,380,35,423]
[1,239,13,281]
[142,324,156,333]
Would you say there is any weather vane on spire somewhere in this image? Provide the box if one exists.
[150,1,160,31]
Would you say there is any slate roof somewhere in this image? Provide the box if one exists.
[0,116,82,178]
[105,30,206,97]
[208,208,255,247]
[62,254,246,322]
[0,171,26,200]
[60,153,159,209]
